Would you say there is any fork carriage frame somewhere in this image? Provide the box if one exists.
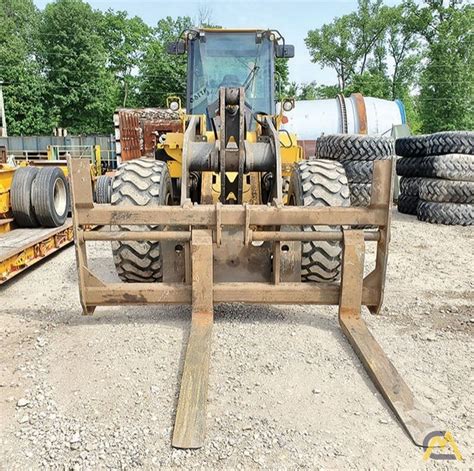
[68,157,435,449]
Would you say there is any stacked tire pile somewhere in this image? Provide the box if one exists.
[11,166,70,228]
[316,134,395,206]
[396,131,474,225]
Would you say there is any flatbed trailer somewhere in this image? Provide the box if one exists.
[0,219,73,284]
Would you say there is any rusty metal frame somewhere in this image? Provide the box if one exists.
[67,157,436,449]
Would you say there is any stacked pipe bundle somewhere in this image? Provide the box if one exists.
[316,134,395,206]
[396,131,474,225]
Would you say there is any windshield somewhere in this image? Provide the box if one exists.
[187,32,275,119]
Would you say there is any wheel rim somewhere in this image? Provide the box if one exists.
[53,177,67,216]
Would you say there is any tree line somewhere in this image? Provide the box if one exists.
[300,0,473,132]
[0,0,472,136]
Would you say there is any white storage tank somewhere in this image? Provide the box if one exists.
[281,93,406,157]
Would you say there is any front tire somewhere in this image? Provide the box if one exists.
[289,160,350,282]
[111,158,172,282]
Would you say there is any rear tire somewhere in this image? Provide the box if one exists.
[111,158,172,282]
[289,160,350,282]
[31,167,69,227]
[11,167,40,228]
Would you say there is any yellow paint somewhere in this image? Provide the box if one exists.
[0,166,15,218]
[0,226,73,284]
[422,432,463,461]
[159,112,302,199]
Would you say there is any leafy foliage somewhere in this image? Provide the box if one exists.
[304,0,473,132]
[419,2,473,132]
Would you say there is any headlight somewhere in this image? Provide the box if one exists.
[169,100,180,112]
[282,99,294,112]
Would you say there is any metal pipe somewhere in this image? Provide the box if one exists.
[251,230,380,242]
[82,230,191,242]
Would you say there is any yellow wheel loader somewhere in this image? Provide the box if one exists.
[68,29,435,449]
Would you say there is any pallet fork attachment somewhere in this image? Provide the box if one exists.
[68,157,436,449]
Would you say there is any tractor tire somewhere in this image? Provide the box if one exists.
[10,167,40,228]
[428,131,474,156]
[396,154,474,180]
[94,175,112,204]
[418,179,474,204]
[397,195,418,215]
[349,182,372,206]
[289,159,350,282]
[399,176,423,197]
[395,135,430,157]
[111,158,172,282]
[31,167,69,227]
[417,201,474,226]
[316,134,394,161]
[342,161,374,183]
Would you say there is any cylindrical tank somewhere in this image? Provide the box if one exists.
[281,93,406,157]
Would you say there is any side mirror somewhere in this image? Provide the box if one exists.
[275,44,295,59]
[166,40,186,55]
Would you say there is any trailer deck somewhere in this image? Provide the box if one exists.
[0,219,73,284]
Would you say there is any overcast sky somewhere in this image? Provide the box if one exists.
[33,0,401,85]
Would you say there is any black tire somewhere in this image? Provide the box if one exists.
[94,175,112,204]
[417,200,474,225]
[289,160,350,282]
[342,161,374,183]
[31,167,69,228]
[395,135,430,157]
[399,177,423,197]
[317,134,394,161]
[349,182,371,206]
[396,154,474,181]
[428,131,474,156]
[397,195,418,215]
[10,167,40,227]
[418,179,474,204]
[111,158,172,282]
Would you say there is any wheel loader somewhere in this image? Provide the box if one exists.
[68,28,435,449]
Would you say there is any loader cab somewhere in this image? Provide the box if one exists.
[168,29,294,122]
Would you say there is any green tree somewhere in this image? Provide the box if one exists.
[99,10,151,107]
[39,0,118,134]
[305,0,387,91]
[419,2,473,132]
[0,0,53,134]
[140,16,192,107]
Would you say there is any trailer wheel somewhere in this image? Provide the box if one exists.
[11,167,40,228]
[111,158,172,282]
[94,175,112,204]
[289,160,350,282]
[31,167,69,227]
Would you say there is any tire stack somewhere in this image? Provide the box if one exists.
[10,166,70,228]
[316,134,395,207]
[396,131,474,225]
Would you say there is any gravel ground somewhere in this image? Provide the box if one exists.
[0,210,472,469]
